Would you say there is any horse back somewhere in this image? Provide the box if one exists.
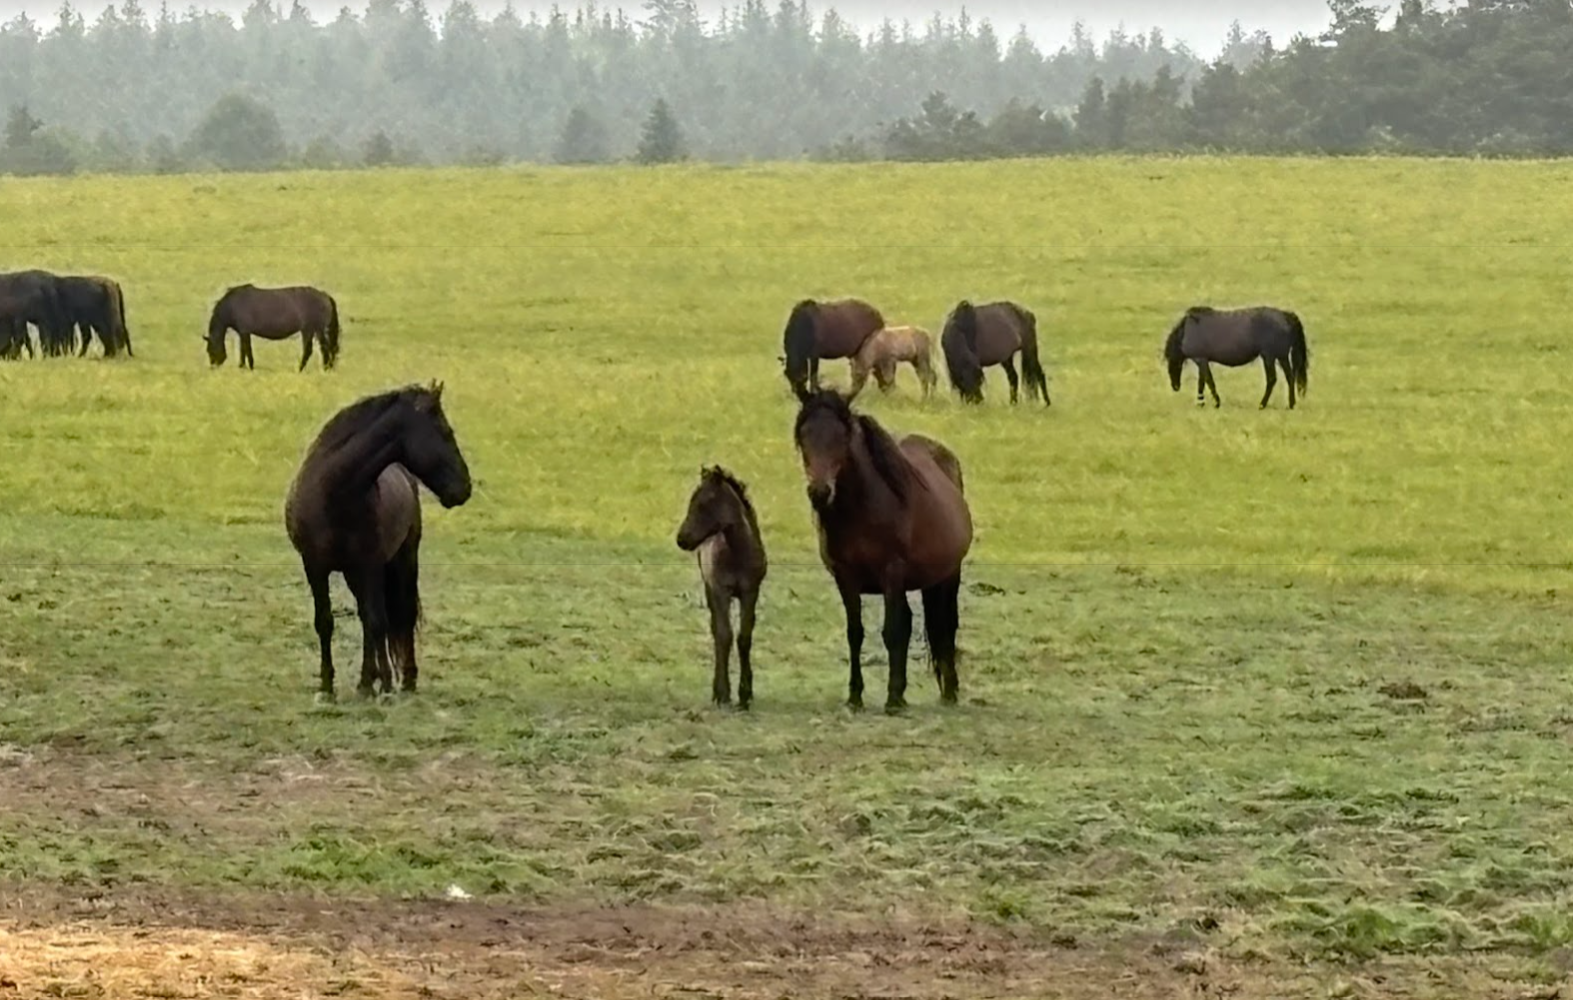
[815,298,885,359]
[971,302,1029,365]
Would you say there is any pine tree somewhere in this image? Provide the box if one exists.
[636,98,684,164]
[555,105,610,164]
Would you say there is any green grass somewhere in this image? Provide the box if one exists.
[4,156,1573,965]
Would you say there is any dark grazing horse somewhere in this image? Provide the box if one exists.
[939,300,1050,406]
[780,297,885,395]
[284,382,472,702]
[207,284,341,371]
[1164,305,1309,409]
[58,275,132,358]
[793,387,973,714]
[676,466,768,709]
[0,270,70,359]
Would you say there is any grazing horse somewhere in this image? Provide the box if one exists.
[848,325,940,400]
[939,300,1050,406]
[1164,305,1309,409]
[207,284,341,371]
[58,275,132,358]
[792,387,972,714]
[780,297,885,395]
[0,270,70,359]
[284,382,472,702]
[676,466,768,709]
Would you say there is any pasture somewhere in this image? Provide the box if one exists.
[2,157,1573,998]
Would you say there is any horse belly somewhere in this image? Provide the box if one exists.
[374,466,420,561]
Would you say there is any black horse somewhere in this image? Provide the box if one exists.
[284,382,472,702]
[0,270,70,359]
[58,275,132,357]
[1164,305,1309,409]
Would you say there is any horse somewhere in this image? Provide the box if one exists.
[206,284,341,371]
[676,466,768,709]
[780,297,885,395]
[1163,305,1309,409]
[848,325,939,400]
[939,300,1050,406]
[792,387,973,714]
[284,381,472,702]
[57,275,132,358]
[0,270,70,358]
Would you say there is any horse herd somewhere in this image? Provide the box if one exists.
[267,290,1312,713]
[1,267,1315,710]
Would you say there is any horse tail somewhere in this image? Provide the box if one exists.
[103,278,130,356]
[782,299,816,393]
[1016,306,1050,406]
[941,301,984,402]
[384,539,422,687]
[1285,310,1308,395]
[324,294,341,368]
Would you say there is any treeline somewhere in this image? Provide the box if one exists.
[1,0,1572,175]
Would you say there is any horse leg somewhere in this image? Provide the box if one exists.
[299,331,315,372]
[1197,360,1221,407]
[922,573,961,705]
[307,566,335,702]
[737,587,758,711]
[848,356,869,400]
[385,540,420,692]
[346,569,388,696]
[1195,367,1205,405]
[1003,359,1020,404]
[1280,356,1298,409]
[881,588,912,714]
[705,585,733,706]
[1259,357,1278,409]
[838,579,865,711]
[241,333,255,370]
[809,356,820,390]
[77,325,90,357]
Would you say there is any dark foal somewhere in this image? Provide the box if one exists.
[677,466,767,709]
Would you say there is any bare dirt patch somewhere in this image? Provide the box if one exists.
[0,884,1552,1000]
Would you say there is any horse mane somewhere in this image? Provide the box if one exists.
[305,383,434,459]
[703,465,761,535]
[794,389,918,502]
[1165,307,1211,363]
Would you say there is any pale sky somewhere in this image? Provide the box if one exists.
[0,0,1345,56]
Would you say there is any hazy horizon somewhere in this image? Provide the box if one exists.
[0,0,1346,56]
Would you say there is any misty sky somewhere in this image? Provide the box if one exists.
[0,0,1344,56]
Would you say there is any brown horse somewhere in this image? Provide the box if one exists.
[792,387,972,714]
[58,275,132,358]
[939,300,1050,406]
[676,466,768,709]
[284,382,472,702]
[848,325,939,400]
[780,297,885,394]
[1164,305,1309,408]
[207,284,341,371]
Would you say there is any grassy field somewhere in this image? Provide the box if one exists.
[4,156,1573,997]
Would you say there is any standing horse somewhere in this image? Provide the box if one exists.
[676,466,768,709]
[939,300,1050,406]
[207,284,341,371]
[0,270,70,358]
[58,275,132,358]
[284,382,472,702]
[1164,305,1309,409]
[848,325,940,400]
[793,387,972,714]
[780,297,885,395]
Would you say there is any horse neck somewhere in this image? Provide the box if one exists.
[319,406,410,501]
[716,488,762,559]
[824,429,900,528]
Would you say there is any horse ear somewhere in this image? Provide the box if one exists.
[430,379,444,400]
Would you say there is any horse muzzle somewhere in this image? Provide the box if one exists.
[806,482,835,510]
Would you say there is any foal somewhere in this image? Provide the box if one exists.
[676,466,768,709]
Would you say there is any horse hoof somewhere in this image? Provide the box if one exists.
[313,691,336,707]
[846,699,864,713]
[883,700,908,716]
